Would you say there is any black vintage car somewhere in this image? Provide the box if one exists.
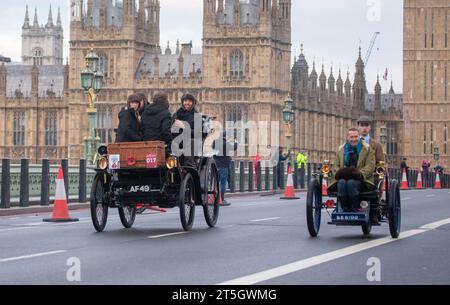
[306,161,401,239]
[90,117,220,232]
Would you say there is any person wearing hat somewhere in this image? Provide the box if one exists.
[357,116,385,163]
[172,93,200,167]
[115,94,143,143]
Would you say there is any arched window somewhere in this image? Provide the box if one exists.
[13,112,25,146]
[98,54,109,77]
[32,48,43,66]
[95,107,114,145]
[230,49,244,79]
[45,112,58,146]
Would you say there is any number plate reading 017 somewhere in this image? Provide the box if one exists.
[129,185,151,193]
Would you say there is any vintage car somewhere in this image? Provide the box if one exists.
[306,161,401,239]
[90,117,220,232]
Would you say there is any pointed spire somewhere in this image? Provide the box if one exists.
[375,75,382,92]
[46,5,54,28]
[57,7,62,27]
[23,5,30,28]
[176,40,180,55]
[389,79,395,94]
[33,7,39,27]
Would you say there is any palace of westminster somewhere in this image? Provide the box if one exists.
[0,0,448,168]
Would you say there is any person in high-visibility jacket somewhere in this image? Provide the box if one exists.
[296,151,308,169]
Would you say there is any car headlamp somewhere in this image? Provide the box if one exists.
[98,156,109,170]
[166,156,178,169]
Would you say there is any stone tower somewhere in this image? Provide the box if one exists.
[403,0,450,167]
[22,5,64,65]
[69,0,160,89]
[202,0,292,150]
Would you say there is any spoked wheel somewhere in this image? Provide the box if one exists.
[203,163,220,228]
[179,173,196,231]
[306,179,323,237]
[388,179,401,239]
[118,206,137,229]
[90,174,109,232]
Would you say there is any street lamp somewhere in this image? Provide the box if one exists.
[81,49,103,165]
[282,96,295,166]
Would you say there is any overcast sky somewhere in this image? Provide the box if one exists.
[0,0,403,92]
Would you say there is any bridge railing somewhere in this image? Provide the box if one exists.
[1,158,449,209]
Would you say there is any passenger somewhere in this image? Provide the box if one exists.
[329,128,376,212]
[141,92,173,150]
[137,92,150,109]
[115,94,143,143]
[357,116,385,163]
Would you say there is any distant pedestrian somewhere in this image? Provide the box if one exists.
[213,131,238,206]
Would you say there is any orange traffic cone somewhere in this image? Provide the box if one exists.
[400,168,409,190]
[322,176,328,196]
[416,170,423,189]
[43,167,79,223]
[281,166,300,200]
[434,172,442,189]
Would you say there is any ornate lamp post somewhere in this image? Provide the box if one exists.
[81,49,103,164]
[282,96,295,165]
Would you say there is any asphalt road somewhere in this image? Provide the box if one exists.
[0,189,449,285]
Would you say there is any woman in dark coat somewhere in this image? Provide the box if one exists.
[141,93,173,149]
[115,94,143,143]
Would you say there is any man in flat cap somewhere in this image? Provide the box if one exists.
[357,116,385,164]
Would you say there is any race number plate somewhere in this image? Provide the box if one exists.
[109,155,120,170]
[146,154,158,168]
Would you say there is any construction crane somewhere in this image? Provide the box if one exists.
[364,32,380,67]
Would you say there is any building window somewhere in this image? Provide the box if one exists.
[32,48,43,66]
[431,62,434,100]
[424,9,428,48]
[45,112,58,146]
[95,108,113,145]
[13,112,25,146]
[446,10,448,48]
[424,63,427,101]
[230,49,244,79]
[98,54,108,77]
[445,125,448,155]
[445,63,448,101]
[431,11,435,48]
[225,105,248,141]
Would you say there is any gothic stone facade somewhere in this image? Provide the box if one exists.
[404,0,450,168]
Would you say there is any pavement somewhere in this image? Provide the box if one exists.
[0,188,449,285]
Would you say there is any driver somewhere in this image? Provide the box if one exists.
[172,93,200,168]
[330,128,376,212]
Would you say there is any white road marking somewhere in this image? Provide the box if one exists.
[218,218,450,285]
[250,217,281,222]
[148,232,189,239]
[403,197,411,201]
[420,218,450,230]
[426,195,435,198]
[0,227,36,233]
[0,250,67,263]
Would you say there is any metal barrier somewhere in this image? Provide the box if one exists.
[1,158,449,209]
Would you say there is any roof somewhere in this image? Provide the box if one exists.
[136,53,203,79]
[5,65,65,98]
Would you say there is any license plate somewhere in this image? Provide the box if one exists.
[129,185,151,193]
